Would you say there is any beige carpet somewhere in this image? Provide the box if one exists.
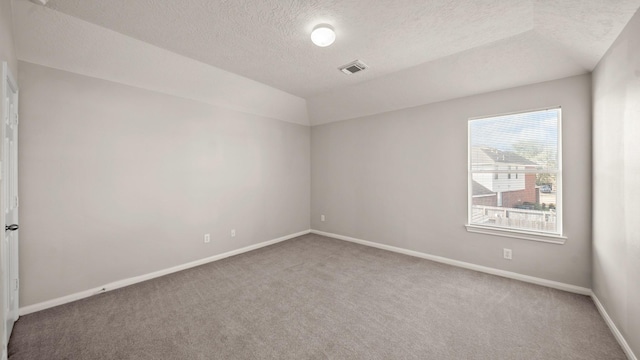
[9,234,626,359]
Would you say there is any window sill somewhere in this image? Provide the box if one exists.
[465,224,567,245]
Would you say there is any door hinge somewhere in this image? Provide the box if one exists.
[14,279,18,291]
[15,195,18,208]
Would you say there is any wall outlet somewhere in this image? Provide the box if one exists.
[204,234,211,243]
[503,248,512,260]
[231,229,236,237]
[321,215,325,222]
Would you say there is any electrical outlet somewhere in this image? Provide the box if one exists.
[204,234,211,243]
[321,215,325,222]
[503,248,512,260]
[231,229,236,237]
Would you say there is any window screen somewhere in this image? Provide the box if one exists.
[468,108,562,235]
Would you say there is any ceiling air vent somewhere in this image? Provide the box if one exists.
[339,60,368,75]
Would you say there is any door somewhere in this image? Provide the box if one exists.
[2,62,19,344]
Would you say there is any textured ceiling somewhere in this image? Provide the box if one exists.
[307,29,592,124]
[12,0,309,125]
[42,0,640,98]
[14,0,640,124]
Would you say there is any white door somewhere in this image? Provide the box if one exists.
[2,62,19,345]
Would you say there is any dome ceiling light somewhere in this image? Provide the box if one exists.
[311,24,336,47]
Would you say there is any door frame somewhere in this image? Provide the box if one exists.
[1,61,19,355]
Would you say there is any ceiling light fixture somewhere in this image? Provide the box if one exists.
[311,24,336,47]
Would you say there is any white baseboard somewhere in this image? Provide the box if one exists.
[591,292,637,360]
[310,229,591,295]
[19,230,311,315]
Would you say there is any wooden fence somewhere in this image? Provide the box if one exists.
[471,205,557,232]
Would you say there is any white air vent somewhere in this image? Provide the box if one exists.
[339,60,368,75]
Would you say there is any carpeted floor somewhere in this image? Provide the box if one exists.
[9,234,626,359]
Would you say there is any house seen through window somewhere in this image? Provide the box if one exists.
[468,108,562,236]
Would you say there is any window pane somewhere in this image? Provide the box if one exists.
[471,172,558,232]
[469,108,561,236]
[470,109,559,172]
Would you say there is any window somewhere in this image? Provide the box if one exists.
[467,108,562,238]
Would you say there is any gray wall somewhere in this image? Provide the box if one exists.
[0,0,17,351]
[592,8,640,357]
[0,0,16,74]
[18,61,310,307]
[312,74,592,288]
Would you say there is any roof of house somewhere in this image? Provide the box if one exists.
[471,147,538,166]
[472,180,495,196]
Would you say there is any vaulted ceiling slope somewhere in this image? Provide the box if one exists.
[12,0,309,125]
[14,0,640,125]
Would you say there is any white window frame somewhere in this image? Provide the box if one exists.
[466,107,566,244]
